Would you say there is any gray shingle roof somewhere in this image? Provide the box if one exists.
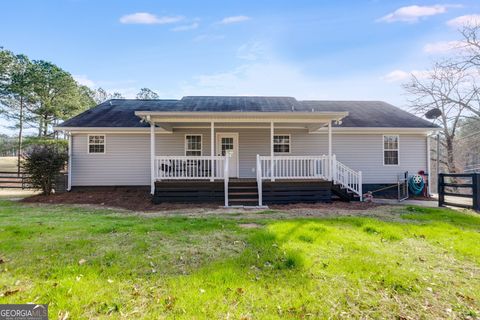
[59,96,438,128]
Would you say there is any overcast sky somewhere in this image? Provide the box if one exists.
[1,0,480,134]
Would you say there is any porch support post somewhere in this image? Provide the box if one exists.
[270,121,275,182]
[150,121,155,195]
[427,134,431,196]
[328,120,332,180]
[67,133,72,191]
[211,121,215,181]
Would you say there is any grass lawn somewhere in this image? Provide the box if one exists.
[0,156,18,172]
[0,201,479,319]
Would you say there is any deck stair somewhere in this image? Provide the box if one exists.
[228,180,259,206]
[331,183,360,202]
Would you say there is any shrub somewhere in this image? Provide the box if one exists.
[22,146,68,195]
[23,136,68,152]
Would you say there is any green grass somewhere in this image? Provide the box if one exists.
[0,201,479,319]
[0,156,18,172]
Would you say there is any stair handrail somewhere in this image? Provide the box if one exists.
[332,155,363,201]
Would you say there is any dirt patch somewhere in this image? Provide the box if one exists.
[270,201,379,211]
[22,188,219,212]
[238,223,263,229]
[22,188,379,213]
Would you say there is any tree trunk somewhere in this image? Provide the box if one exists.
[43,114,48,136]
[445,136,457,173]
[38,117,43,137]
[17,96,24,175]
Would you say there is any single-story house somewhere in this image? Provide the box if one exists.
[55,96,439,206]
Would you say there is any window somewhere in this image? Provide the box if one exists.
[274,135,290,153]
[383,135,399,165]
[185,135,202,156]
[88,135,105,154]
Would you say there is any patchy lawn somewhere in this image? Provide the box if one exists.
[0,201,479,319]
[0,156,18,172]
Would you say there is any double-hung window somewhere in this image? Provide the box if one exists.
[383,135,399,165]
[185,135,202,156]
[273,135,290,153]
[88,135,105,154]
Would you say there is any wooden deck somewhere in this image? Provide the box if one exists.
[153,179,333,205]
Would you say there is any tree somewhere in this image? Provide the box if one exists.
[403,22,480,174]
[0,53,36,173]
[136,88,159,100]
[91,87,125,104]
[434,24,480,118]
[28,60,91,136]
[0,48,14,90]
[22,146,68,195]
[403,64,466,173]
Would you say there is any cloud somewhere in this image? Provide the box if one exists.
[447,14,480,27]
[381,69,429,82]
[119,12,183,25]
[219,15,250,25]
[73,75,95,87]
[377,5,458,23]
[181,62,324,98]
[193,34,225,42]
[171,22,199,32]
[237,41,266,61]
[423,40,463,53]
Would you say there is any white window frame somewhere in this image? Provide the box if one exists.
[184,134,203,156]
[273,134,291,154]
[383,135,399,166]
[87,134,106,154]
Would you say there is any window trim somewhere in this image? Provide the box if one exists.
[87,134,106,154]
[273,134,291,154]
[184,134,203,156]
[382,135,400,166]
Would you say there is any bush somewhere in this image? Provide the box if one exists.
[23,136,68,152]
[22,146,68,195]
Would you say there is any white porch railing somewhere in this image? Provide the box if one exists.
[331,155,362,200]
[256,154,363,201]
[258,155,330,180]
[155,156,227,180]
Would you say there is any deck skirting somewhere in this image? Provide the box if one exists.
[152,179,332,205]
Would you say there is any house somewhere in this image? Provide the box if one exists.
[55,96,439,206]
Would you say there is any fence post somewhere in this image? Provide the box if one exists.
[438,173,444,207]
[473,173,480,212]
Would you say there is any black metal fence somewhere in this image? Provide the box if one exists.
[438,173,480,211]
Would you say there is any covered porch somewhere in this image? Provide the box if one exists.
[135,110,362,206]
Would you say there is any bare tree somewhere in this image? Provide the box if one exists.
[437,23,480,117]
[403,64,466,173]
[136,88,159,100]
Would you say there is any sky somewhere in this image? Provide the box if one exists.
[1,0,480,134]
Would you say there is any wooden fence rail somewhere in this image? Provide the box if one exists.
[438,173,480,211]
[0,171,30,189]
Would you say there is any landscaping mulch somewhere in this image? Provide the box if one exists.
[21,188,379,212]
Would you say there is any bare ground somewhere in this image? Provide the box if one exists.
[12,188,411,221]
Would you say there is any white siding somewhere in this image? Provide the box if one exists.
[72,134,150,186]
[332,134,427,184]
[71,130,428,186]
